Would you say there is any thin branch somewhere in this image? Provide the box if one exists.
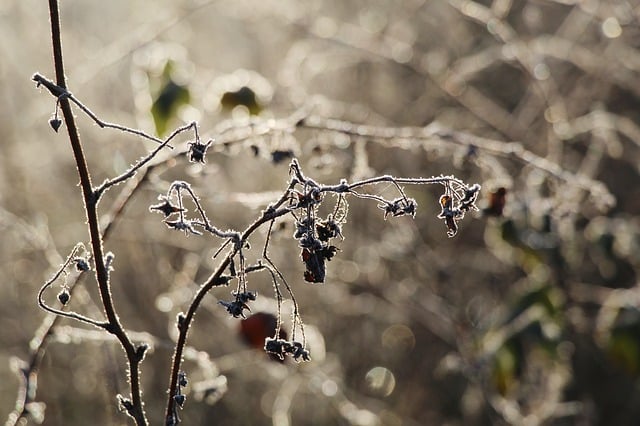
[164,202,293,423]
[44,1,147,424]
[261,220,305,345]
[203,111,614,208]
[95,122,197,198]
[298,115,615,209]
[37,274,107,330]
[32,73,174,149]
[8,156,161,426]
[168,181,241,240]
[67,93,174,147]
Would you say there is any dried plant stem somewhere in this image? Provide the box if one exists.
[164,191,294,422]
[46,0,147,424]
[6,180,146,425]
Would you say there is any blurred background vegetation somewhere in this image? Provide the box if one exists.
[2,0,640,425]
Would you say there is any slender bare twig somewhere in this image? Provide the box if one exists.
[5,156,161,426]
[67,93,174,147]
[32,73,175,149]
[36,244,106,328]
[42,1,148,423]
[262,220,304,343]
[163,157,481,420]
[164,201,293,423]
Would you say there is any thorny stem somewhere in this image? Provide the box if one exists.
[32,4,487,422]
[95,122,197,199]
[297,115,614,208]
[211,112,612,208]
[6,160,157,426]
[36,13,483,414]
[165,185,296,423]
[45,1,147,424]
[66,93,174,148]
[168,181,239,239]
[163,159,477,419]
[289,158,466,196]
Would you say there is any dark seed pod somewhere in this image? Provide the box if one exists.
[49,118,62,132]
[174,394,186,408]
[57,289,70,305]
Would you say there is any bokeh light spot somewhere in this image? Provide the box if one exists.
[381,324,416,351]
[365,366,396,397]
[602,17,622,39]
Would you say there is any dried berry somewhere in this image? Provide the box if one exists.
[174,394,186,408]
[264,338,311,362]
[264,338,287,360]
[178,371,188,387]
[379,197,417,220]
[74,257,90,272]
[149,196,185,217]
[49,118,62,132]
[57,289,70,305]
[187,139,213,163]
[437,195,463,238]
[316,219,342,242]
[219,299,250,318]
[219,292,256,319]
[301,248,325,283]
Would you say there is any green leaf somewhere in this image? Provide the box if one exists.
[150,63,190,137]
[220,86,262,115]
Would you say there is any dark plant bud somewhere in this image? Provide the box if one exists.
[289,341,311,362]
[177,313,186,330]
[379,197,417,220]
[174,394,186,408]
[164,219,203,236]
[49,118,62,132]
[57,289,70,305]
[316,219,342,242]
[321,245,338,261]
[149,197,185,217]
[219,300,250,318]
[135,344,149,361]
[117,395,134,413]
[104,252,115,271]
[264,338,286,360]
[178,371,188,387]
[74,257,90,272]
[235,291,257,303]
[187,139,213,163]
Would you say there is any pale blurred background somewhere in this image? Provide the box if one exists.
[2,1,640,425]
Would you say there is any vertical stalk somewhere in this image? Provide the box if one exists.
[46,0,147,424]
